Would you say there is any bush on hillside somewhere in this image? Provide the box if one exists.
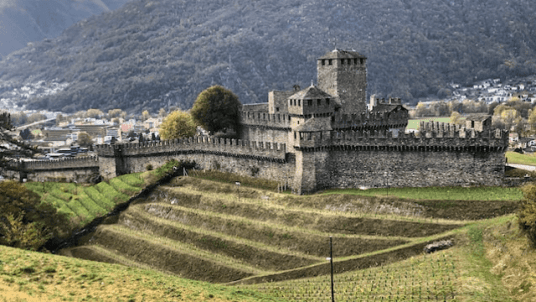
[518,183,536,246]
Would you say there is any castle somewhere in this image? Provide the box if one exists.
[8,50,509,194]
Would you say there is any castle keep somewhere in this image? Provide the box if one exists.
[12,50,508,194]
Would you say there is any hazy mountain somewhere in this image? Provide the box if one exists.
[0,0,535,114]
[0,0,130,56]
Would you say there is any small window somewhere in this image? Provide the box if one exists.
[317,99,321,106]
[354,58,358,64]
[308,100,312,106]
[276,107,279,112]
[341,59,344,65]
[360,58,364,64]
[328,59,332,65]
[289,100,292,106]
[294,132,296,139]
[322,59,325,66]
[326,98,330,105]
[298,100,301,106]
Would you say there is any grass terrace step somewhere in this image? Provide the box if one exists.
[150,186,463,237]
[139,202,410,257]
[230,233,457,285]
[118,206,320,271]
[62,245,161,272]
[88,224,263,283]
[169,177,519,220]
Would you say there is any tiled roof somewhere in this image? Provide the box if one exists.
[319,49,367,60]
[289,85,333,100]
[295,117,332,132]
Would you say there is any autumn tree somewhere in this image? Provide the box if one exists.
[450,111,463,125]
[159,110,196,140]
[107,109,126,119]
[142,110,150,121]
[518,183,536,247]
[0,181,70,250]
[190,85,242,134]
[77,132,93,147]
[86,109,104,118]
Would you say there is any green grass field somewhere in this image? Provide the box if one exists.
[25,174,144,227]
[0,244,284,302]
[407,117,452,130]
[506,151,536,166]
[322,186,523,201]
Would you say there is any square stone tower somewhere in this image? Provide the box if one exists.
[317,49,367,114]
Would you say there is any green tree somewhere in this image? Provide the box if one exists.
[190,85,242,134]
[0,181,69,250]
[159,110,196,140]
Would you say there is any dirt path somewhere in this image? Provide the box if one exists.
[507,163,536,171]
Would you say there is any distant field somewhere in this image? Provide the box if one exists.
[506,151,536,166]
[407,117,452,130]
[322,186,523,201]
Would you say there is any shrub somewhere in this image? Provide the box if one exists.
[518,183,536,246]
[146,164,153,171]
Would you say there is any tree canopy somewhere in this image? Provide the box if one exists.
[159,110,196,140]
[0,181,69,250]
[190,85,242,135]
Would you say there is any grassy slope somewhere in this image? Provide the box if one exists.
[0,244,284,302]
[241,217,518,301]
[24,162,177,230]
[322,186,523,201]
[506,151,536,166]
[10,170,524,301]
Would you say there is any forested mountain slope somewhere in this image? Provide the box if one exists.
[0,0,535,114]
[0,0,129,57]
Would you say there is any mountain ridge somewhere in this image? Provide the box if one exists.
[1,0,535,114]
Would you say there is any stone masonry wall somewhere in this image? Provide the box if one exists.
[319,149,505,191]
[95,137,293,185]
[7,157,101,183]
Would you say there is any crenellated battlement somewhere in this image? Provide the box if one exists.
[240,110,291,129]
[22,156,99,171]
[332,110,408,130]
[95,137,287,162]
[295,128,508,151]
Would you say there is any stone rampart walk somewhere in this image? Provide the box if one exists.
[507,163,536,171]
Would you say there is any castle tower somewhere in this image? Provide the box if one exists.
[317,49,367,114]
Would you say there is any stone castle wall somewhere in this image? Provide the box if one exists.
[8,124,508,194]
[94,137,293,184]
[294,128,508,193]
[7,157,100,182]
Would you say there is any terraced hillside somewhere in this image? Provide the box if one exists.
[59,176,519,287]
